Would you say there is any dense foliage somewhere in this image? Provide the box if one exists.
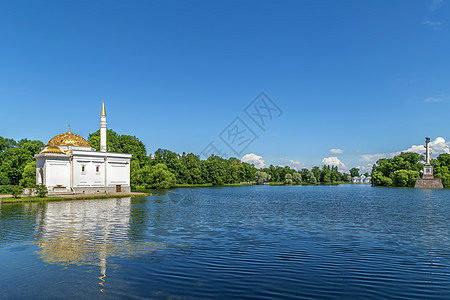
[35,184,48,197]
[0,131,354,192]
[86,131,353,188]
[0,136,44,186]
[371,152,450,188]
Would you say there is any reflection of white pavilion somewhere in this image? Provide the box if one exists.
[37,198,132,277]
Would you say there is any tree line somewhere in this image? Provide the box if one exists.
[88,130,354,188]
[0,129,355,191]
[371,152,450,187]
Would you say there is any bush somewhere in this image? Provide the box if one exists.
[306,172,317,184]
[35,184,48,198]
[138,164,176,189]
[254,171,271,185]
[372,171,393,186]
[391,170,419,187]
[292,173,302,184]
[19,161,36,188]
[284,173,293,185]
[10,185,23,198]
[0,185,12,194]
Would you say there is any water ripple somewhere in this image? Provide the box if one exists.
[1,186,450,299]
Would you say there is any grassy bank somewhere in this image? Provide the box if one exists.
[1,192,151,204]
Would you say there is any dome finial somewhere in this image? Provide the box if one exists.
[68,124,71,133]
[101,99,106,116]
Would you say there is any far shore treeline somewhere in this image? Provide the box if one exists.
[2,129,450,191]
[0,129,358,192]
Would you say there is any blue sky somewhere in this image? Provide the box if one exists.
[1,0,449,172]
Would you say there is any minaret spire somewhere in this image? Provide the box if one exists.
[101,99,106,116]
[100,100,107,152]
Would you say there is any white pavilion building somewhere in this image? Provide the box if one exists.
[34,101,132,194]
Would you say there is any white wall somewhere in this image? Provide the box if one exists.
[44,158,71,188]
[72,156,105,188]
[107,159,130,187]
[35,150,131,193]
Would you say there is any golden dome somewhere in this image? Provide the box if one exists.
[47,131,91,147]
[40,145,66,154]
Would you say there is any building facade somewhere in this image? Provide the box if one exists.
[351,175,372,183]
[34,101,132,194]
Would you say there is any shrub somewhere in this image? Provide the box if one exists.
[10,185,23,198]
[292,173,302,184]
[284,173,293,185]
[35,184,48,198]
[254,171,271,185]
[372,171,393,186]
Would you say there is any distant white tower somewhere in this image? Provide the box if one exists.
[423,137,433,178]
[100,100,107,152]
[425,137,431,165]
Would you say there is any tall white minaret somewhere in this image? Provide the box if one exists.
[100,99,107,152]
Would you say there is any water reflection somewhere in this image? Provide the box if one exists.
[2,186,450,299]
[34,198,157,291]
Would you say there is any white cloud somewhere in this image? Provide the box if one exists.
[431,0,444,11]
[330,148,344,154]
[355,164,373,173]
[279,158,305,170]
[360,137,450,164]
[424,96,444,102]
[322,156,347,171]
[241,153,266,169]
[404,137,450,155]
[421,19,442,30]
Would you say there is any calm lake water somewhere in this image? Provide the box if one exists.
[0,185,449,299]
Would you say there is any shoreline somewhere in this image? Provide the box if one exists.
[132,182,364,192]
[0,192,151,204]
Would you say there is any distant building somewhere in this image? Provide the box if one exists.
[352,175,371,184]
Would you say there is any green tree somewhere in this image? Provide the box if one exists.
[391,170,419,187]
[11,185,23,198]
[88,129,148,167]
[138,163,176,189]
[35,184,48,198]
[255,171,271,185]
[0,138,43,185]
[331,166,340,182]
[341,173,351,182]
[292,173,302,184]
[306,171,317,184]
[311,166,321,183]
[203,155,229,185]
[130,160,141,186]
[349,167,360,178]
[284,173,293,184]
[19,161,36,188]
[372,171,393,186]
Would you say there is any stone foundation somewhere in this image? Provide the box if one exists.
[72,186,131,194]
[415,178,443,189]
[47,186,131,195]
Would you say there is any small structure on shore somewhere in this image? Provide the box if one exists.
[34,101,132,195]
[352,175,372,183]
[415,137,443,189]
